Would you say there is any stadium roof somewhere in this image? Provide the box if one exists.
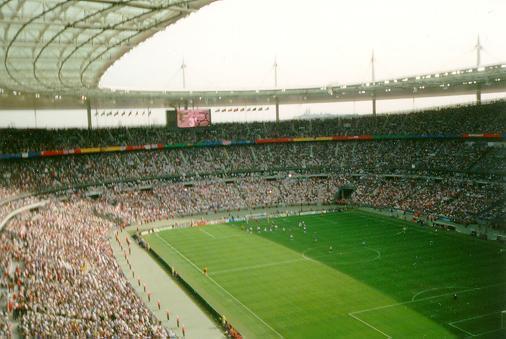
[0,0,216,92]
[0,1,505,110]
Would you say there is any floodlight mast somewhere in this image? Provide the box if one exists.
[475,35,483,105]
[475,35,483,68]
[181,58,187,89]
[371,49,376,115]
[274,57,278,88]
[274,57,280,123]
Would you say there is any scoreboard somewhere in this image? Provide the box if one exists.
[177,109,211,128]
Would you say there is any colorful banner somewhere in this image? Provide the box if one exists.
[0,132,503,161]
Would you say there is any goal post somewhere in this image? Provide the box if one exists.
[502,310,506,330]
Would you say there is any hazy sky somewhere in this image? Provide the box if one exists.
[101,0,506,91]
[2,0,506,128]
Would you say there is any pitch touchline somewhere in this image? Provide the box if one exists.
[154,233,284,338]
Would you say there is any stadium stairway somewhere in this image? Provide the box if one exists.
[110,228,225,339]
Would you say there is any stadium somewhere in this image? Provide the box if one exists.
[0,0,505,338]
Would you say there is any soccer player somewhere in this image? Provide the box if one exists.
[329,245,333,252]
[203,267,208,276]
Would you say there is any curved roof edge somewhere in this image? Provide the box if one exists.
[0,0,217,93]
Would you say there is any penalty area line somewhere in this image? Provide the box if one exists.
[349,284,505,338]
[351,282,506,315]
[447,322,475,337]
[154,233,284,338]
[448,310,505,337]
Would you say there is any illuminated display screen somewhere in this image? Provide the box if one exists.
[177,109,211,128]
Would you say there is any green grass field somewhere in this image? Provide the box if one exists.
[144,210,506,338]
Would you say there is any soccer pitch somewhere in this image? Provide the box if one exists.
[144,210,506,338]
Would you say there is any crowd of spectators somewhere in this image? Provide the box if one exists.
[0,307,9,337]
[0,196,39,222]
[0,101,504,154]
[351,176,504,226]
[88,175,504,228]
[0,199,169,337]
[0,139,503,193]
[97,177,346,225]
[0,102,504,336]
[0,297,8,336]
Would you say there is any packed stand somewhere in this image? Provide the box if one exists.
[0,140,502,193]
[0,199,169,337]
[92,175,504,228]
[0,101,504,153]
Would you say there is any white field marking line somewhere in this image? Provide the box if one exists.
[349,287,503,339]
[411,286,468,302]
[301,246,381,265]
[213,233,250,240]
[447,310,505,338]
[348,312,392,338]
[449,310,503,325]
[210,258,306,276]
[199,228,216,239]
[448,322,476,337]
[473,328,505,337]
[154,233,284,338]
[350,282,506,316]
